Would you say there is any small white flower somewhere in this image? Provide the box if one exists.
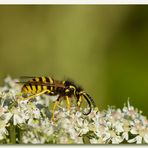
[103,132,110,141]
[130,127,138,135]
[144,134,148,143]
[13,114,25,125]
[1,112,13,123]
[0,106,7,116]
[90,138,99,144]
[111,109,123,120]
[0,120,9,140]
[0,127,8,140]
[11,107,25,125]
[60,118,71,129]
[120,119,131,141]
[95,124,108,138]
[28,118,39,128]
[88,122,96,132]
[129,124,148,144]
[128,136,140,144]
[106,121,112,127]
[114,121,124,133]
[68,128,77,139]
[45,126,54,136]
[59,136,69,144]
[111,136,123,144]
[75,111,82,118]
[104,130,123,144]
[78,119,89,135]
[32,108,40,118]
[122,132,129,141]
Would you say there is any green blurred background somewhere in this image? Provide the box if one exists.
[0,5,148,116]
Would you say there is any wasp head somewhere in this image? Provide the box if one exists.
[64,80,77,96]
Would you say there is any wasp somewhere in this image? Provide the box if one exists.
[17,76,97,120]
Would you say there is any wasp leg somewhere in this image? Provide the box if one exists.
[18,90,50,102]
[56,99,63,109]
[65,96,71,111]
[77,95,83,111]
[52,96,61,121]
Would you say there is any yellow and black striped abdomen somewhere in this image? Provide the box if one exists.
[21,76,54,95]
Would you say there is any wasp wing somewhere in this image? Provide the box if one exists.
[16,81,65,88]
[19,76,36,79]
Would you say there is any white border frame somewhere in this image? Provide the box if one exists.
[0,0,148,4]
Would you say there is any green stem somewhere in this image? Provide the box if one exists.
[9,124,16,144]
[18,128,23,144]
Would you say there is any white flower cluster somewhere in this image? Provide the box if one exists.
[0,76,147,144]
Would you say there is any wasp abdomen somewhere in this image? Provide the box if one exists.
[21,76,54,95]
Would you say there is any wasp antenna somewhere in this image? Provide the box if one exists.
[82,94,92,115]
[15,82,26,86]
[16,82,25,83]
[19,76,35,79]
[85,93,96,108]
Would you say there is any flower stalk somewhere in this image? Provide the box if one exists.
[9,123,16,144]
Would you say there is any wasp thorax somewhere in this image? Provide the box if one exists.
[64,86,75,97]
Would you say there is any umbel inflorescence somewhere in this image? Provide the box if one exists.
[0,76,148,144]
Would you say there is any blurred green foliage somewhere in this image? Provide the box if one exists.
[0,5,148,115]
